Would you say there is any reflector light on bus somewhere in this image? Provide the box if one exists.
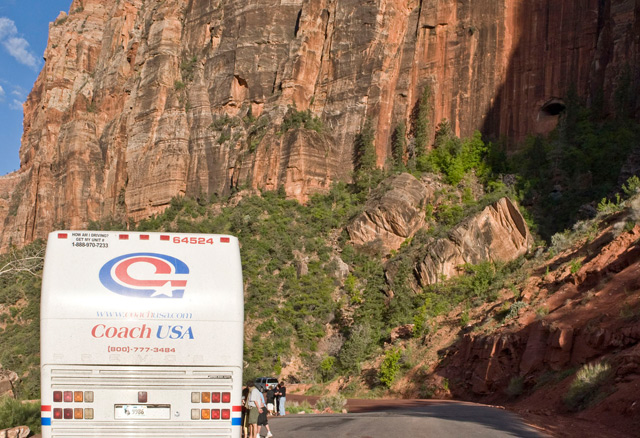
[140,235,149,240]
[211,392,220,403]
[138,391,147,403]
[58,233,68,239]
[160,235,170,241]
[221,409,230,420]
[221,392,231,403]
[220,237,230,243]
[211,409,220,420]
[119,234,129,240]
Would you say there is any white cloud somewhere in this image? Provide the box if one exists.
[11,87,25,97]
[9,98,23,111]
[3,37,39,69]
[0,17,40,70]
[0,85,5,99]
[0,17,17,40]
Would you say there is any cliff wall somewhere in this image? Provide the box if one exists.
[0,0,638,249]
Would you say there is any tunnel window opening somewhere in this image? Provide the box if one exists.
[541,99,566,116]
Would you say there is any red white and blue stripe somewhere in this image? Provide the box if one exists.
[232,405,242,426]
[41,405,52,426]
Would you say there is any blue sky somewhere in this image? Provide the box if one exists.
[0,0,71,176]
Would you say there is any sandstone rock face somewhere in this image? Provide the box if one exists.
[1,0,639,249]
[448,319,640,396]
[0,426,30,438]
[347,173,432,254]
[0,368,18,398]
[416,197,533,285]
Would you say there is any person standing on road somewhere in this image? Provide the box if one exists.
[266,386,276,416]
[248,382,264,438]
[257,388,274,437]
[276,381,286,416]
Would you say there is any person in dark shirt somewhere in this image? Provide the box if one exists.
[266,387,276,415]
[275,382,286,416]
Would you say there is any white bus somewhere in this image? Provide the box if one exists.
[40,231,244,438]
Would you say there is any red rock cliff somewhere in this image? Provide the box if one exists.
[0,0,638,249]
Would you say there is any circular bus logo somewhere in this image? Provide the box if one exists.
[99,253,189,298]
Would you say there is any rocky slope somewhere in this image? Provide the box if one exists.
[409,198,640,437]
[0,0,638,250]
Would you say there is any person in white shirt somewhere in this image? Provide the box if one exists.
[248,384,264,438]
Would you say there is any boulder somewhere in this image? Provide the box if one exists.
[0,369,18,398]
[0,426,30,438]
[415,197,533,286]
[347,173,432,254]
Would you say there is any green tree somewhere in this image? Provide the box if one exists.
[378,348,401,388]
[391,122,407,170]
[413,85,432,163]
[353,119,383,194]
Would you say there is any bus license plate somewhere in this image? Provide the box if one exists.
[114,404,171,420]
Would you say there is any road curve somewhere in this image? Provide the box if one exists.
[265,397,546,438]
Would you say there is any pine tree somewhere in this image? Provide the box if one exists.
[391,122,407,170]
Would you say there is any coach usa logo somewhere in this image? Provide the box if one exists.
[99,253,189,298]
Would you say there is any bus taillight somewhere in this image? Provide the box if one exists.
[222,392,231,403]
[221,409,230,420]
[63,391,73,402]
[53,409,62,419]
[53,391,62,402]
[211,392,220,403]
[211,409,220,420]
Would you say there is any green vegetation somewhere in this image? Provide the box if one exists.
[506,86,640,240]
[0,397,41,434]
[315,394,347,412]
[281,105,324,133]
[421,124,488,185]
[180,56,198,82]
[378,348,401,388]
[286,400,314,414]
[412,85,432,166]
[564,362,614,411]
[0,241,44,400]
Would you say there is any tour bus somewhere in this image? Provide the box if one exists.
[40,231,244,438]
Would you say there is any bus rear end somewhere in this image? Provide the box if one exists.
[40,231,244,438]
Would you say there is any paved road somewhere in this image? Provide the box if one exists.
[263,399,546,438]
